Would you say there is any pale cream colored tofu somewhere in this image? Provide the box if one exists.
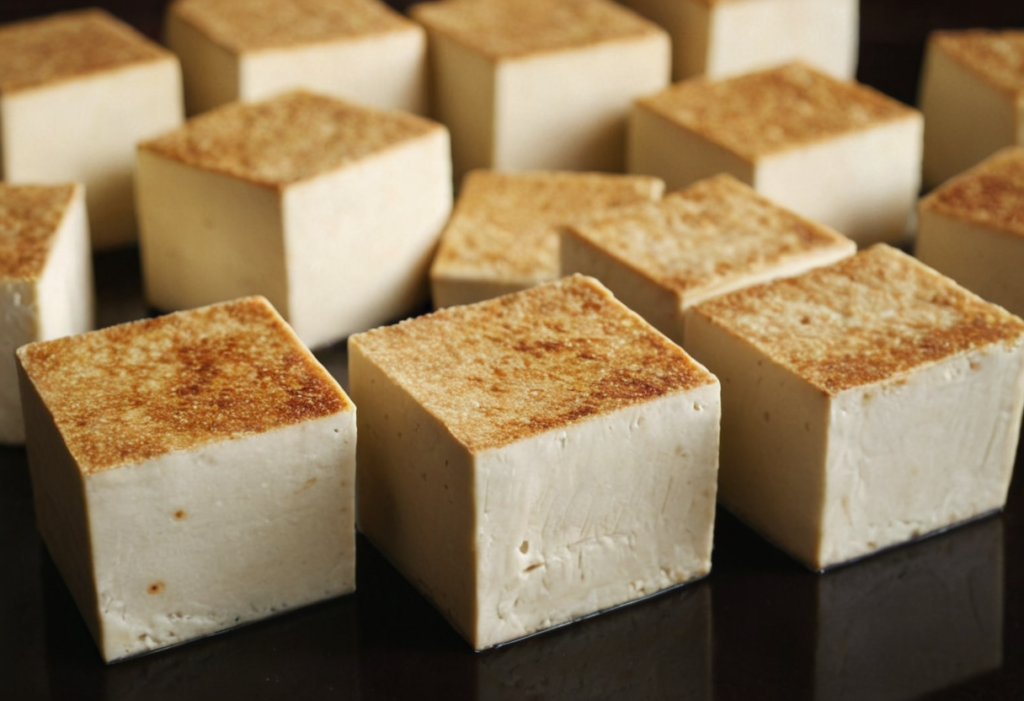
[136,90,452,349]
[16,297,356,663]
[920,30,1024,189]
[430,170,664,308]
[629,63,923,245]
[166,0,428,116]
[562,174,854,345]
[0,9,183,249]
[410,0,670,179]
[917,147,1024,318]
[620,0,858,80]
[350,274,720,650]
[686,245,1024,570]
[0,183,93,444]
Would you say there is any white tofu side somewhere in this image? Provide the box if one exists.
[165,11,241,115]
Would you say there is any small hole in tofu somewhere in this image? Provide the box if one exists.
[173,510,187,520]
[148,582,165,595]
[524,563,542,573]
[693,402,701,412]
[520,540,529,554]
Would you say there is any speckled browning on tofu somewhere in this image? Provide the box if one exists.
[921,147,1024,238]
[692,245,1024,395]
[139,90,441,188]
[0,183,76,280]
[932,29,1024,96]
[566,174,852,301]
[171,0,416,53]
[432,170,663,283]
[0,9,172,94]
[637,63,918,161]
[410,0,663,60]
[351,274,714,452]
[17,297,349,474]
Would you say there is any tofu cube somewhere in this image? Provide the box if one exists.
[685,245,1024,570]
[629,63,923,245]
[350,274,720,650]
[16,297,357,662]
[410,0,670,179]
[430,170,664,308]
[136,90,452,349]
[0,183,93,444]
[620,0,858,80]
[917,147,1024,318]
[920,30,1024,189]
[0,9,183,249]
[561,174,855,345]
[166,0,428,116]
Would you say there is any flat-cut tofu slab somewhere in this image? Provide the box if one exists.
[350,274,720,650]
[686,245,1024,570]
[17,297,356,662]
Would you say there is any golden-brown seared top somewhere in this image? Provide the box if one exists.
[410,0,663,60]
[0,9,172,94]
[0,183,77,280]
[932,29,1024,96]
[170,0,417,53]
[17,297,350,475]
[692,245,1024,396]
[139,90,442,188]
[921,147,1024,238]
[351,275,715,452]
[638,63,919,161]
[432,170,663,285]
[567,174,854,304]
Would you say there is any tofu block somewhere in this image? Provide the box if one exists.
[430,170,664,308]
[350,274,720,650]
[686,245,1024,570]
[0,183,93,444]
[629,62,923,245]
[167,0,428,116]
[16,297,356,662]
[920,30,1024,189]
[136,90,452,349]
[917,147,1024,318]
[620,0,858,81]
[410,0,670,179]
[562,174,854,345]
[0,9,183,249]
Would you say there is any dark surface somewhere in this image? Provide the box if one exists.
[3,1,1024,699]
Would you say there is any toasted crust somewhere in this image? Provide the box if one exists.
[0,9,173,94]
[566,174,854,303]
[170,0,417,53]
[920,147,1024,238]
[692,245,1024,396]
[0,183,77,280]
[410,0,663,60]
[139,90,442,189]
[351,275,715,452]
[432,170,663,285]
[17,297,350,474]
[931,29,1024,96]
[637,62,919,161]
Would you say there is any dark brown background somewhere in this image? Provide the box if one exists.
[3,1,1024,699]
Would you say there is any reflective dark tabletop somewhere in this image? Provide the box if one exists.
[2,2,1024,699]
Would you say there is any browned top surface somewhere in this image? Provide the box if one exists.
[921,147,1024,237]
[0,184,76,280]
[638,63,919,161]
[432,170,663,285]
[351,274,715,452]
[692,245,1024,396]
[17,297,350,474]
[171,0,416,53]
[0,8,172,94]
[567,174,853,303]
[139,90,441,188]
[932,29,1024,96]
[410,0,662,60]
